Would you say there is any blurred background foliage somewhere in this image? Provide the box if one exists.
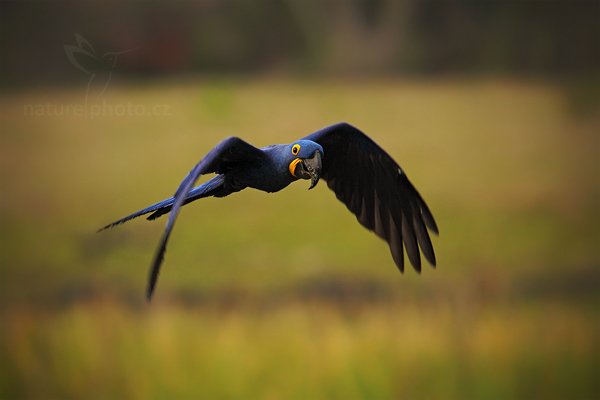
[2,0,599,81]
[1,1,599,399]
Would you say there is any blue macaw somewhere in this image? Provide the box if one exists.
[100,123,438,300]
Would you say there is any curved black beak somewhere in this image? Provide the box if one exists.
[304,150,322,189]
[291,150,322,189]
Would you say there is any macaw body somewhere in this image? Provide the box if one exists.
[100,123,438,300]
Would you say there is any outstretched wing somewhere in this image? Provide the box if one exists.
[304,122,438,272]
[146,137,265,300]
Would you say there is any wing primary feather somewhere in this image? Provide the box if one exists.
[401,211,421,272]
[146,163,201,301]
[419,200,438,235]
[388,211,405,272]
[402,175,439,235]
[372,190,390,241]
[411,203,436,266]
[348,148,366,215]
[364,155,378,229]
[356,197,371,228]
[147,230,170,299]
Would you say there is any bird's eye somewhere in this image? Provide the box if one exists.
[291,144,301,155]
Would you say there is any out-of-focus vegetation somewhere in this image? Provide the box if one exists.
[1,79,598,399]
[1,299,597,399]
[2,0,598,86]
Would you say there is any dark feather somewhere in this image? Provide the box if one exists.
[304,122,438,272]
[388,212,404,272]
[97,175,227,231]
[145,137,265,300]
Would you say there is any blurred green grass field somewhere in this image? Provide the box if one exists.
[0,79,598,399]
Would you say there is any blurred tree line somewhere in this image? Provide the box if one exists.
[1,0,598,87]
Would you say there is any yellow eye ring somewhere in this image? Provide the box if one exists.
[291,144,300,155]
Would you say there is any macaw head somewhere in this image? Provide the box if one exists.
[287,140,324,189]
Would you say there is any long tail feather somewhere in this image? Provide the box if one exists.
[97,175,226,232]
[97,197,175,232]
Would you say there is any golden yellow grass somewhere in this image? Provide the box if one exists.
[1,298,597,400]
